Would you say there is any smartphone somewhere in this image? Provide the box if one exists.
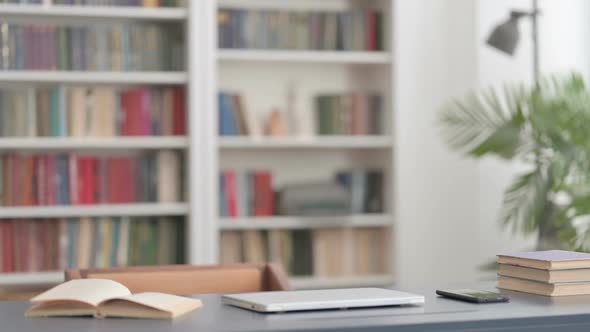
[435,289,509,303]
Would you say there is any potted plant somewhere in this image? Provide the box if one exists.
[440,73,590,250]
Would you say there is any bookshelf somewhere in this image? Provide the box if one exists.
[0,0,397,290]
[0,4,187,21]
[0,72,187,84]
[217,50,392,64]
[214,0,396,289]
[219,214,392,230]
[0,137,189,150]
[0,203,189,219]
[218,136,393,149]
[0,0,202,287]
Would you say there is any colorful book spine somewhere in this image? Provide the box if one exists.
[315,93,383,136]
[0,217,184,272]
[218,9,383,51]
[0,86,186,138]
[0,152,182,207]
[219,170,274,218]
[0,21,184,71]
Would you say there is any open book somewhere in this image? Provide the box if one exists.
[26,279,202,319]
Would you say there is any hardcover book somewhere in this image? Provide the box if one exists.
[497,250,590,270]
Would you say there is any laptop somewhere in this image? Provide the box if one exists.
[221,288,425,313]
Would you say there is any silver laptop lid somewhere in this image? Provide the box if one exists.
[222,288,425,313]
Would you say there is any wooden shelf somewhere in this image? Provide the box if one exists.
[219,214,393,230]
[290,274,395,290]
[0,4,187,21]
[0,203,189,219]
[0,271,63,286]
[218,136,393,149]
[218,50,391,64]
[0,137,189,150]
[0,71,187,85]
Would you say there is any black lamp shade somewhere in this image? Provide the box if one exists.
[486,18,520,55]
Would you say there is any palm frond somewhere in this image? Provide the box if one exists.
[501,167,551,235]
[440,83,528,159]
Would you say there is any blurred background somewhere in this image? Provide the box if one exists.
[0,0,589,298]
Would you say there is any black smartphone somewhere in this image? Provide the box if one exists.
[435,289,509,303]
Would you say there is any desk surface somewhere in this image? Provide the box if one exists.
[4,283,590,332]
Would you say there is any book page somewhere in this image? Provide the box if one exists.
[31,279,131,307]
[99,293,202,319]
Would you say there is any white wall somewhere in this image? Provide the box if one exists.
[476,0,537,270]
[475,0,590,267]
[394,0,480,287]
[394,0,590,287]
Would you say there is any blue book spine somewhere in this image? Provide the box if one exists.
[58,155,70,205]
[219,93,237,136]
[67,219,78,268]
[335,171,352,188]
[111,218,120,267]
[219,173,228,217]
[92,220,102,268]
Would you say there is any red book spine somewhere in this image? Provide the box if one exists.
[254,171,273,216]
[121,91,141,136]
[173,88,186,135]
[2,222,14,272]
[132,90,143,136]
[88,158,98,204]
[106,158,119,203]
[224,171,238,217]
[366,10,377,51]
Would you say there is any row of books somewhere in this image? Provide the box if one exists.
[0,151,182,206]
[0,22,183,71]
[52,0,185,6]
[316,94,383,135]
[220,228,388,277]
[0,86,186,137]
[218,9,383,51]
[0,217,183,273]
[219,168,384,218]
[219,170,273,218]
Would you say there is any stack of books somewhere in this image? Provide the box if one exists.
[497,250,590,296]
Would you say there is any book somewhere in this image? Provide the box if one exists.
[26,279,202,319]
[498,264,590,283]
[497,275,590,296]
[497,250,590,270]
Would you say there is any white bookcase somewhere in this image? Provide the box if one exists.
[0,0,397,290]
[214,0,396,289]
